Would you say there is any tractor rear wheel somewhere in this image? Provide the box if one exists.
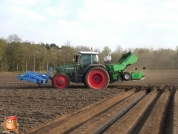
[83,80,88,88]
[53,74,70,89]
[85,67,110,90]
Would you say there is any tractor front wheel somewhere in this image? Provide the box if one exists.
[52,74,70,89]
[85,67,110,90]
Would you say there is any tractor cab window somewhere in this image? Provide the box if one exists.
[80,54,99,65]
[80,54,90,65]
[92,55,99,64]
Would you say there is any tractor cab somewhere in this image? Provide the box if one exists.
[73,51,100,74]
[73,51,99,65]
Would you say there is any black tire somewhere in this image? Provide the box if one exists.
[122,72,131,81]
[84,67,110,90]
[83,79,89,88]
[52,74,70,89]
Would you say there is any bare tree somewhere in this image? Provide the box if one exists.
[7,34,22,43]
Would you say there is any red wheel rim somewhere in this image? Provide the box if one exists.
[54,75,67,89]
[88,69,107,89]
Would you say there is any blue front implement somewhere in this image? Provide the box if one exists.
[18,67,52,84]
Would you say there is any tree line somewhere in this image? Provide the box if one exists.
[0,34,178,72]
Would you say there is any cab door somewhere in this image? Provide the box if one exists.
[78,54,91,74]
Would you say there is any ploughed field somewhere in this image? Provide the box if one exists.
[0,70,178,134]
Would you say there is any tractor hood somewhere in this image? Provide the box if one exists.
[56,64,77,74]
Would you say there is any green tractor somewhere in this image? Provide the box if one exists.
[52,51,145,90]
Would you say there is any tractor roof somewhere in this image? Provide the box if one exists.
[78,51,99,55]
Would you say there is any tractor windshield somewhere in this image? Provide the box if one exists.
[80,54,99,65]
[80,54,90,64]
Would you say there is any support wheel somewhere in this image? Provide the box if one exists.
[122,72,131,81]
[52,74,70,89]
[84,67,110,90]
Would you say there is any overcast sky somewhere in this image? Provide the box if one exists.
[0,0,178,51]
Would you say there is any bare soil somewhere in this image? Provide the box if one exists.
[103,88,158,134]
[0,70,178,134]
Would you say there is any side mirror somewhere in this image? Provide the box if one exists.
[73,54,79,63]
[73,55,76,62]
[143,67,146,69]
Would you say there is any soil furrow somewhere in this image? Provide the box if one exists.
[103,87,158,134]
[26,89,136,134]
[139,89,170,134]
[68,90,146,134]
[173,89,178,134]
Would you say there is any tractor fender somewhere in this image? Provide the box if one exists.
[83,64,106,74]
